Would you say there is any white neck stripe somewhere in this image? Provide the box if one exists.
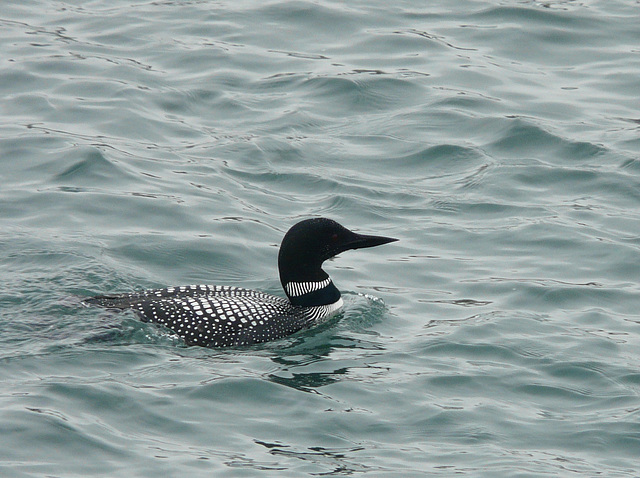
[285,278,332,297]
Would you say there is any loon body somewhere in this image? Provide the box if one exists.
[84,218,397,347]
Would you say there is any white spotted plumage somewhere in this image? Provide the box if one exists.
[86,285,342,347]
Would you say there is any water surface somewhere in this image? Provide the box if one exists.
[1,0,639,476]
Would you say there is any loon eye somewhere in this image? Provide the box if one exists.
[331,233,338,242]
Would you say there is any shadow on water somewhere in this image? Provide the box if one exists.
[253,439,385,476]
[261,293,391,393]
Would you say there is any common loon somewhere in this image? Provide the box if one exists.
[84,218,397,347]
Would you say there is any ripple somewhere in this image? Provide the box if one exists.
[2,0,640,476]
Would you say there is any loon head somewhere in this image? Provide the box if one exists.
[278,218,397,307]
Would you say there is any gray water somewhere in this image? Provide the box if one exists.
[1,0,640,476]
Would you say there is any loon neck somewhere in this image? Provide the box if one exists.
[280,269,341,307]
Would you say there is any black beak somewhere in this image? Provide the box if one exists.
[345,232,398,251]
